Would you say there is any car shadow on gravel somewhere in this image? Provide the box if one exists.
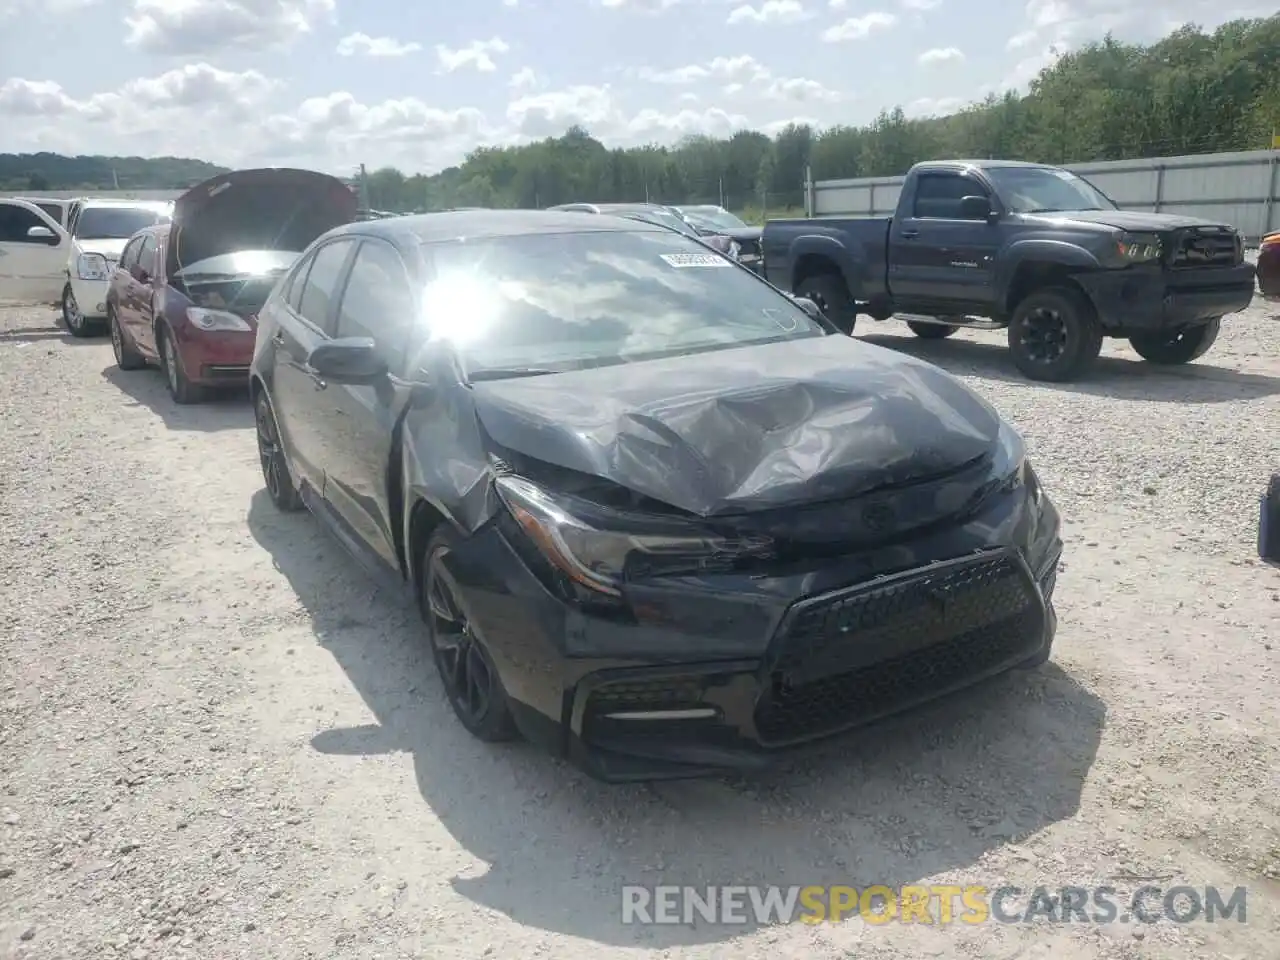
[100,364,250,431]
[0,325,103,347]
[858,332,1280,403]
[247,491,1106,949]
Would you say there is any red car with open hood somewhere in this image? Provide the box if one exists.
[105,167,358,404]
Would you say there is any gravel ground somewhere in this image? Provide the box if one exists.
[1,295,1279,960]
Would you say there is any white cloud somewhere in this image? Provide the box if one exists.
[505,84,747,144]
[435,37,511,73]
[336,33,422,57]
[600,0,684,8]
[905,95,965,117]
[918,46,964,64]
[900,0,940,9]
[763,77,840,103]
[124,0,336,55]
[508,67,538,89]
[726,0,809,25]
[822,11,896,41]
[636,54,771,85]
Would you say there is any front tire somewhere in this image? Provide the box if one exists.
[420,526,518,743]
[795,273,857,334]
[1129,318,1221,365]
[906,320,959,339]
[109,307,145,370]
[62,284,95,338]
[157,324,204,404]
[1007,286,1103,382]
[254,391,303,512]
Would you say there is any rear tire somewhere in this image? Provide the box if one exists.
[254,390,304,512]
[795,273,857,334]
[109,307,145,370]
[1007,286,1103,382]
[157,324,204,404]
[906,320,959,339]
[1129,318,1221,365]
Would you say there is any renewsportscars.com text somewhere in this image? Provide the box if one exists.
[621,884,1248,926]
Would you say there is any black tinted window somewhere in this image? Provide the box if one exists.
[284,255,311,312]
[35,202,64,223]
[297,240,353,332]
[74,207,169,240]
[336,241,414,360]
[0,203,49,243]
[422,228,825,377]
[913,174,986,219]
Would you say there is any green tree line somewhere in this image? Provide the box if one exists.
[4,16,1277,217]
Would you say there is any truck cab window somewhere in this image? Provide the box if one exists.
[913,174,988,220]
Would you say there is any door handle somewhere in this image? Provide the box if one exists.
[307,371,327,390]
[900,230,920,239]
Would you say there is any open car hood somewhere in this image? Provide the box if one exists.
[167,168,358,279]
[470,335,1003,517]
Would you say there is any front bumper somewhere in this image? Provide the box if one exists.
[1257,246,1280,300]
[439,483,1062,782]
[173,325,256,385]
[1076,263,1256,333]
[68,276,110,320]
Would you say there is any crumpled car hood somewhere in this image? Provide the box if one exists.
[470,335,1003,517]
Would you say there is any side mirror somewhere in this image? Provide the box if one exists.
[791,296,823,320]
[129,264,150,283]
[27,225,60,245]
[958,195,995,222]
[307,337,387,384]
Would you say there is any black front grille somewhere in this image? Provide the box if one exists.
[754,551,1043,745]
[1169,227,1239,269]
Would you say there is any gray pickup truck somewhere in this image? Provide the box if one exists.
[760,159,1257,381]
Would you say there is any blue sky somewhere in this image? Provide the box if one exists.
[0,0,1270,176]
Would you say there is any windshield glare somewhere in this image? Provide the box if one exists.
[988,168,1117,214]
[419,230,825,377]
[75,207,170,240]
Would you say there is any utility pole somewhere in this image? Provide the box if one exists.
[718,177,724,207]
[358,163,370,210]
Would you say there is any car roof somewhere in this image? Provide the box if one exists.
[79,198,174,210]
[331,209,669,245]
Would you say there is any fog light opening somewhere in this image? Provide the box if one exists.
[601,707,718,721]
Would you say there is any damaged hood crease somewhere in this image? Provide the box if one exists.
[468,336,1004,519]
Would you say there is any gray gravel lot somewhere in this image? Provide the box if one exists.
[1,297,1279,960]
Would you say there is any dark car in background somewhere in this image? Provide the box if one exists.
[106,168,357,404]
[249,208,1063,782]
[675,204,763,273]
[546,201,761,270]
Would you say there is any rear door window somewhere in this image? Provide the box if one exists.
[118,237,143,271]
[138,235,158,276]
[296,240,355,335]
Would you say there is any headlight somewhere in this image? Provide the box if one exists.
[76,253,109,281]
[1116,232,1163,263]
[727,240,742,261]
[494,475,773,598]
[186,307,251,332]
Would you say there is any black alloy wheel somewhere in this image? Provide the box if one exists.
[255,392,303,511]
[1007,286,1103,382]
[420,529,516,742]
[795,273,857,334]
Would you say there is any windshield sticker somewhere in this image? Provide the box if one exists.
[660,253,732,268]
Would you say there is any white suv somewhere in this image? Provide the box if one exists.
[60,199,171,336]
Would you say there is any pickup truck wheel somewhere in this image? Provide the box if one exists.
[1008,287,1103,382]
[1129,318,1221,365]
[796,274,856,334]
[906,320,959,339]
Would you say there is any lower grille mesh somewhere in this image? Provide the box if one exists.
[754,552,1043,745]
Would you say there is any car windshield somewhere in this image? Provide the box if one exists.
[171,250,300,280]
[419,228,826,378]
[682,207,749,232]
[622,210,701,238]
[987,167,1117,214]
[75,206,170,240]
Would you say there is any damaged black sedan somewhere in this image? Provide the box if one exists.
[250,210,1063,782]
